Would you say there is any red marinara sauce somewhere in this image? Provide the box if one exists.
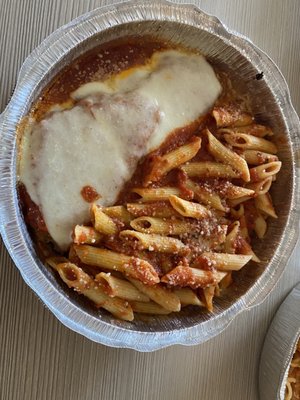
[81,185,100,203]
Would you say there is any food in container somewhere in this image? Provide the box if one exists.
[0,0,299,350]
[17,35,282,321]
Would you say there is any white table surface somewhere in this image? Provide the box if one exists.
[1,1,300,399]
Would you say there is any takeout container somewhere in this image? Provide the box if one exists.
[0,0,300,351]
[259,283,300,399]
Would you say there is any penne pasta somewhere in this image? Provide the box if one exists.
[220,183,255,199]
[174,288,204,307]
[103,205,133,224]
[223,133,277,154]
[74,244,159,285]
[161,265,226,289]
[203,286,216,312]
[194,252,252,271]
[130,216,191,235]
[249,161,282,182]
[95,272,150,302]
[219,272,233,289]
[228,196,253,207]
[212,106,253,127]
[73,225,102,245]
[130,301,171,315]
[55,262,134,321]
[230,204,245,219]
[119,230,188,255]
[235,235,261,262]
[255,193,277,218]
[218,124,273,137]
[181,161,241,179]
[243,149,278,165]
[206,129,250,181]
[246,177,272,196]
[253,211,267,239]
[239,215,250,241]
[214,283,221,297]
[144,136,201,185]
[129,278,181,312]
[68,244,104,276]
[91,204,118,235]
[127,202,179,218]
[224,221,240,254]
[169,195,212,219]
[46,256,69,270]
[223,220,260,262]
[132,187,181,202]
[68,244,82,264]
[185,178,227,212]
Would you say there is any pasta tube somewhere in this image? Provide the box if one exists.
[103,206,133,224]
[95,272,150,302]
[144,136,201,185]
[181,161,240,179]
[218,124,273,137]
[129,278,181,312]
[219,273,233,289]
[161,265,226,289]
[223,133,277,154]
[249,161,282,182]
[74,244,159,285]
[255,193,277,218]
[239,215,250,241]
[169,195,212,219]
[235,235,261,262]
[174,288,204,306]
[221,184,255,199]
[46,256,69,270]
[228,196,253,207]
[224,221,240,254]
[127,202,179,218]
[203,286,216,312]
[243,150,278,165]
[91,204,118,235]
[253,211,267,238]
[230,204,245,219]
[130,216,191,235]
[132,187,181,202]
[194,252,252,271]
[246,177,272,196]
[119,230,188,254]
[55,262,134,321]
[73,225,102,245]
[212,106,253,127]
[206,129,250,181]
[185,178,227,212]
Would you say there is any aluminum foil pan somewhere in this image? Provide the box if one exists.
[259,283,300,399]
[0,0,300,351]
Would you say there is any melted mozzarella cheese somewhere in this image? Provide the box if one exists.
[20,49,222,249]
